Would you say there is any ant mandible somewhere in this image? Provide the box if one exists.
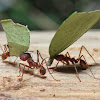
[49,46,98,82]
[18,50,57,80]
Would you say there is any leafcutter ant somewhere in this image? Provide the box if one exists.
[18,50,57,81]
[49,46,98,82]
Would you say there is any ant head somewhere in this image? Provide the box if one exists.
[20,53,31,61]
[40,67,46,75]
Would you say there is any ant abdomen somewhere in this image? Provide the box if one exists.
[80,59,87,70]
[40,67,46,75]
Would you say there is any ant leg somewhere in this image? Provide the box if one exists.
[41,58,59,81]
[3,45,7,52]
[0,44,4,53]
[51,60,67,74]
[61,60,68,66]
[78,45,96,64]
[65,52,70,58]
[37,50,43,59]
[37,50,40,65]
[61,61,64,67]
[14,57,18,64]
[72,62,81,82]
[64,52,81,81]
[3,44,8,52]
[64,52,71,66]
[64,50,81,81]
[78,55,99,80]
[19,63,29,78]
[51,61,59,74]
[40,57,47,66]
[37,50,59,81]
[19,63,22,77]
[18,64,25,80]
[22,66,25,79]
[37,50,44,65]
[37,50,49,65]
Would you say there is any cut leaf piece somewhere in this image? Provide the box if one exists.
[49,10,100,59]
[1,19,30,57]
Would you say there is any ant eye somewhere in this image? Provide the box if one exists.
[40,67,46,75]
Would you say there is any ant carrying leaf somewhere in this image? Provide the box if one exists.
[48,10,100,81]
[0,19,56,81]
[49,46,98,82]
[0,19,30,65]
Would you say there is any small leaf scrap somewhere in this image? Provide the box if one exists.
[1,19,30,56]
[49,10,100,59]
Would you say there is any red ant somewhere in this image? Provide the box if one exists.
[0,44,10,60]
[49,46,98,82]
[18,50,56,80]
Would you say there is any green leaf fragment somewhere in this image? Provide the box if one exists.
[49,10,100,59]
[1,19,30,57]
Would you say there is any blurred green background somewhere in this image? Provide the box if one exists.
[0,0,100,30]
